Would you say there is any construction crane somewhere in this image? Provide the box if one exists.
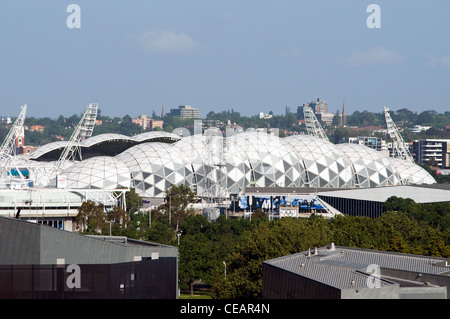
[303,105,329,140]
[0,104,27,156]
[384,106,414,162]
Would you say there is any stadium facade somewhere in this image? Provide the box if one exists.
[0,129,438,226]
[24,130,436,198]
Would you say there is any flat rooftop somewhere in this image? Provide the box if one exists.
[264,245,450,290]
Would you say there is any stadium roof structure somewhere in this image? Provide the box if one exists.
[29,131,181,161]
[17,131,436,199]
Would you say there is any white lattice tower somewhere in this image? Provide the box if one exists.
[384,106,414,162]
[0,104,27,156]
[50,103,98,181]
[303,105,329,141]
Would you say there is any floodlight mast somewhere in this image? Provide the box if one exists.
[50,103,98,181]
[384,106,414,162]
[303,105,329,141]
[0,104,27,156]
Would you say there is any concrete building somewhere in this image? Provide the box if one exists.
[170,105,200,119]
[0,215,178,298]
[412,139,450,168]
[263,244,450,299]
[132,114,164,130]
[309,98,328,114]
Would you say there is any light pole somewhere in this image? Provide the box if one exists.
[177,231,182,245]
[106,220,114,236]
[223,261,227,279]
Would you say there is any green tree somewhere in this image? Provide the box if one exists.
[158,184,197,230]
[124,187,142,214]
[178,231,215,295]
[106,205,130,235]
[75,201,107,234]
[211,217,332,299]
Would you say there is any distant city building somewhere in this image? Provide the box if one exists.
[170,105,200,119]
[316,112,335,126]
[298,98,346,126]
[132,114,164,130]
[259,112,273,119]
[30,125,45,132]
[340,136,389,154]
[14,127,36,155]
[412,139,450,168]
[310,98,328,114]
[150,120,164,130]
[411,125,431,133]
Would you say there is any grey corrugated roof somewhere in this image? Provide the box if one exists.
[264,245,450,290]
[317,186,450,203]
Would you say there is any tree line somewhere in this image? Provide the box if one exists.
[75,185,450,299]
[1,107,449,147]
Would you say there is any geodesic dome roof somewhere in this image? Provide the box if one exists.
[171,133,225,198]
[283,135,354,188]
[116,142,190,197]
[337,143,401,188]
[61,156,131,189]
[227,131,305,189]
[387,157,436,185]
[27,130,437,198]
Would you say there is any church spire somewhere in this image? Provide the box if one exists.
[342,98,347,126]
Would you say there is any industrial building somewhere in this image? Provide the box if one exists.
[238,184,450,219]
[263,244,450,299]
[0,215,178,298]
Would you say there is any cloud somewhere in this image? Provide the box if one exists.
[341,46,404,66]
[280,46,302,59]
[217,10,236,23]
[139,30,199,54]
[425,54,450,69]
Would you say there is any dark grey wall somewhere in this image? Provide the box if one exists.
[0,216,178,265]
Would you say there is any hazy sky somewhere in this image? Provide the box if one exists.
[1,1,449,118]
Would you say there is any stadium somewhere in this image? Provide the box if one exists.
[0,104,440,229]
[15,129,436,197]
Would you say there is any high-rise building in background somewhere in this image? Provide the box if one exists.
[412,139,450,168]
[170,105,200,119]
